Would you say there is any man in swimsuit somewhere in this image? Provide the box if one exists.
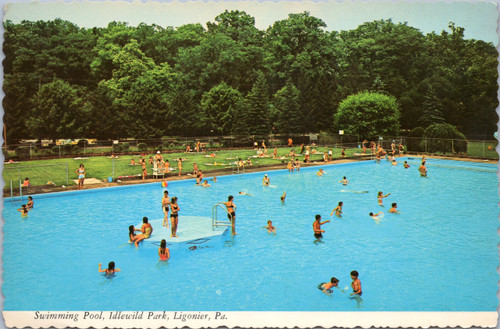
[388,203,400,214]
[313,214,330,243]
[419,161,427,177]
[225,195,236,235]
[350,270,362,296]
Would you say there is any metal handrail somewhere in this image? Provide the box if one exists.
[211,202,232,230]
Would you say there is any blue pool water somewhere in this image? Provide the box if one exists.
[2,157,499,311]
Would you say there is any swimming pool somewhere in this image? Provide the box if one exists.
[2,157,499,312]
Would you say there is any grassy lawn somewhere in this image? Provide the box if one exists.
[3,146,363,188]
[467,141,498,159]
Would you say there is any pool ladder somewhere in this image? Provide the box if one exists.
[211,202,232,231]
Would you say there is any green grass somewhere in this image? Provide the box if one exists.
[2,146,363,188]
[467,141,498,159]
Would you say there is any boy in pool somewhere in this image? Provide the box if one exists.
[318,277,339,295]
[350,270,362,296]
[339,176,348,185]
[404,161,410,168]
[419,161,427,177]
[369,211,383,221]
[98,262,120,276]
[330,201,343,218]
[388,203,400,214]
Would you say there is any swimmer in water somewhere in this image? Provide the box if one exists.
[419,161,427,177]
[330,201,343,218]
[350,270,362,296]
[98,261,120,276]
[404,161,410,168]
[158,239,170,261]
[369,211,383,221]
[263,220,276,234]
[263,174,270,186]
[238,191,253,196]
[280,191,286,204]
[201,180,211,187]
[17,204,28,217]
[318,277,339,296]
[26,196,34,209]
[313,214,330,243]
[339,176,348,185]
[377,191,391,206]
[317,169,325,176]
[388,202,400,214]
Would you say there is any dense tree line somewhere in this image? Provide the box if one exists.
[3,11,498,143]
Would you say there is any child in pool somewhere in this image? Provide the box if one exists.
[369,211,383,221]
[318,277,339,295]
[350,270,362,296]
[158,239,170,261]
[330,201,343,217]
[129,225,145,247]
[317,169,325,176]
[280,191,286,204]
[17,204,28,217]
[339,176,348,185]
[263,220,276,234]
[99,262,120,275]
[162,190,170,227]
[201,180,211,187]
[404,161,410,168]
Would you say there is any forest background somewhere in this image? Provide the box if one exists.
[3,10,498,144]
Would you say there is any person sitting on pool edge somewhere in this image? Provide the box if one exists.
[136,217,153,239]
[129,225,145,247]
[318,277,339,295]
[98,262,120,276]
[350,270,362,296]
[158,239,170,261]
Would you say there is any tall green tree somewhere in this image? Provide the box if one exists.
[200,82,243,135]
[273,80,302,133]
[236,72,271,134]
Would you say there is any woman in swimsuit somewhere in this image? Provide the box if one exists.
[75,164,85,190]
[158,239,170,261]
[377,191,391,205]
[26,196,34,210]
[225,195,236,235]
[99,262,120,276]
[162,190,170,227]
[170,197,180,237]
[129,225,144,247]
[177,159,183,177]
[330,201,343,217]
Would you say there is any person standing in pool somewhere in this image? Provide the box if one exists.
[263,220,276,234]
[419,161,427,177]
[377,191,391,205]
[313,214,330,242]
[225,195,237,235]
[158,239,170,261]
[404,161,410,168]
[75,164,85,190]
[350,270,362,296]
[330,201,343,218]
[26,196,34,210]
[318,277,339,296]
[98,262,120,276]
[162,190,170,227]
[263,174,270,186]
[170,197,180,237]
